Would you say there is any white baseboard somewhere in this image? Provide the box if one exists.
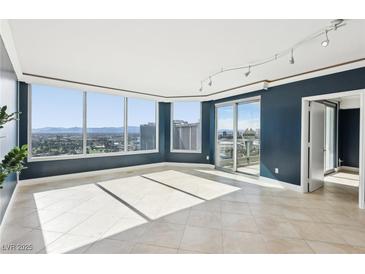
[259,176,303,192]
[0,175,19,229]
[337,166,359,173]
[165,162,214,168]
[19,162,214,186]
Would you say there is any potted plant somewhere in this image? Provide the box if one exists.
[0,105,28,189]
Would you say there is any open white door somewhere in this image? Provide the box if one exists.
[308,101,325,192]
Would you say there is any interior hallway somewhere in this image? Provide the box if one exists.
[1,166,365,254]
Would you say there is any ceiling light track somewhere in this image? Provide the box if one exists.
[198,19,346,92]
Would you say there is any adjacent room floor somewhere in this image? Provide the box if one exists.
[1,166,365,254]
[324,170,360,187]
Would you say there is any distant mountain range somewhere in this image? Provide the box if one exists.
[32,127,141,134]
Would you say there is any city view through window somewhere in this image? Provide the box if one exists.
[172,102,201,151]
[31,85,157,158]
[216,101,260,175]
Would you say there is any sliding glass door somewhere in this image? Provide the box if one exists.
[215,105,234,171]
[236,100,260,176]
[215,98,261,175]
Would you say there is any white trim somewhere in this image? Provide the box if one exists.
[164,162,214,168]
[82,91,87,154]
[215,95,262,107]
[19,162,214,186]
[337,166,359,173]
[359,92,365,208]
[123,97,128,151]
[233,103,238,171]
[170,101,202,154]
[20,60,365,102]
[259,176,303,192]
[0,177,20,229]
[301,88,365,209]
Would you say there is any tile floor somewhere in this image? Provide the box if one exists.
[1,166,365,254]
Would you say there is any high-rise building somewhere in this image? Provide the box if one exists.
[173,121,200,150]
[140,122,156,150]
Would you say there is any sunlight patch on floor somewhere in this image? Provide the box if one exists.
[196,169,284,189]
[99,175,203,220]
[143,170,240,199]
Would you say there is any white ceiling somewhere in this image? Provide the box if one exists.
[7,19,365,98]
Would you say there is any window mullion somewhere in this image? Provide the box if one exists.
[83,91,87,155]
[124,97,128,152]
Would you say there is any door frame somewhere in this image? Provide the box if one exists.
[215,95,261,175]
[300,89,365,209]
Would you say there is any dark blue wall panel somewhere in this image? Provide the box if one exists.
[19,82,167,180]
[339,108,360,168]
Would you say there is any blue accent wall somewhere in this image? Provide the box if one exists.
[339,108,360,168]
[19,82,167,180]
[210,67,365,185]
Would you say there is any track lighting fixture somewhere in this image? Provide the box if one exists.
[321,30,330,47]
[289,49,295,64]
[198,20,347,92]
[245,65,251,77]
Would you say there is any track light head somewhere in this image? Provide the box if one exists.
[199,87,203,92]
[245,66,251,77]
[321,40,329,47]
[208,77,212,86]
[331,19,344,30]
[321,30,330,47]
[289,49,295,64]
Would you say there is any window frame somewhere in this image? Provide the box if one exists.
[27,84,159,162]
[170,101,202,154]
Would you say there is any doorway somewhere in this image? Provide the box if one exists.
[215,97,261,176]
[301,89,365,209]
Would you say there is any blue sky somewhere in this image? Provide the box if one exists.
[32,84,156,128]
[32,85,83,128]
[173,102,200,123]
[217,102,260,130]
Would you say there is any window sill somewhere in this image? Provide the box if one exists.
[27,149,160,162]
[170,150,202,154]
